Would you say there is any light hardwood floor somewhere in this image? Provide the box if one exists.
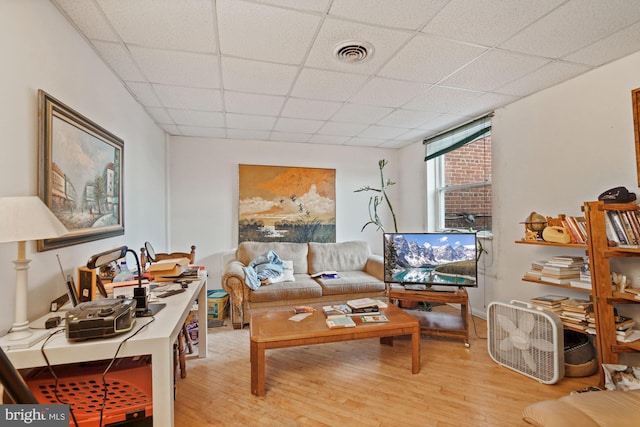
[174,307,598,426]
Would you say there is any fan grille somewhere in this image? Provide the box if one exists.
[487,302,564,384]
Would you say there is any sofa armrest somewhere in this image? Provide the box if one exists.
[221,260,247,328]
[364,254,384,281]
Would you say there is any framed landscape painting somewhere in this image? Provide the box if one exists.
[238,165,336,243]
[37,90,124,251]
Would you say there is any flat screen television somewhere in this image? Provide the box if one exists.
[383,232,478,288]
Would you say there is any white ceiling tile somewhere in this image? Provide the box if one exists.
[274,117,324,133]
[331,103,393,124]
[92,41,145,81]
[496,61,592,97]
[226,129,272,140]
[169,109,225,127]
[129,46,219,88]
[350,77,428,107]
[291,68,369,102]
[178,126,227,138]
[318,121,368,136]
[441,50,551,92]
[358,125,407,139]
[97,0,216,52]
[270,132,313,143]
[305,18,412,75]
[500,0,640,58]
[379,139,414,148]
[403,86,485,113]
[422,0,564,46]
[418,114,472,132]
[145,107,173,124]
[564,21,640,66]
[380,35,487,84]
[346,137,387,147]
[308,135,351,144]
[448,92,519,116]
[281,98,342,120]
[224,92,286,115]
[226,113,277,130]
[394,129,431,142]
[221,57,298,95]
[53,0,119,41]
[378,109,438,128]
[153,85,223,111]
[217,0,320,64]
[329,0,446,31]
[255,0,330,13]
[159,123,180,134]
[125,82,162,107]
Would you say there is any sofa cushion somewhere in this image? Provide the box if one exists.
[308,241,370,274]
[314,271,385,296]
[248,274,322,303]
[237,242,308,274]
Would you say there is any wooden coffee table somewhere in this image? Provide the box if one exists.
[250,303,420,396]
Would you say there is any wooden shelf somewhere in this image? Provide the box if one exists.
[521,277,591,293]
[515,240,587,249]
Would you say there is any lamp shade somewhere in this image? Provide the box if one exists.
[0,196,68,243]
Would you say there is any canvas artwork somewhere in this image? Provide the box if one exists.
[238,165,336,243]
[38,90,124,251]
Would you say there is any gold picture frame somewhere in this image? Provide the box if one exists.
[633,87,640,187]
[37,90,124,251]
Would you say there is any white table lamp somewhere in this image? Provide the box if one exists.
[0,196,68,343]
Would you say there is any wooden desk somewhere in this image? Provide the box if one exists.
[4,274,209,426]
[250,304,420,396]
[389,286,470,347]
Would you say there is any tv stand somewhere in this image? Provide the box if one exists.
[388,285,469,347]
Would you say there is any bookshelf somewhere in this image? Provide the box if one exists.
[583,201,640,387]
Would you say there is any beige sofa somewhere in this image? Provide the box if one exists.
[522,389,640,427]
[221,240,386,328]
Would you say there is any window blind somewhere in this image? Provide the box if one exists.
[423,113,492,161]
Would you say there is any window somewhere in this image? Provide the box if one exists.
[424,115,492,234]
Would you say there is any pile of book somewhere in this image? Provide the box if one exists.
[615,315,640,342]
[604,209,640,247]
[322,298,388,328]
[569,260,591,290]
[540,256,585,285]
[530,294,567,315]
[523,260,545,281]
[558,298,592,331]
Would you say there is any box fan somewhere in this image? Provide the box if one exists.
[487,301,564,384]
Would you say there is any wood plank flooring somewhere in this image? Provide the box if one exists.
[174,307,598,426]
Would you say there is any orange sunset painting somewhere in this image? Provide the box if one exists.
[238,165,336,243]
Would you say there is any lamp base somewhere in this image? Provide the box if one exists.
[0,328,51,351]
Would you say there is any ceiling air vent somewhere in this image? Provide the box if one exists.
[333,40,374,64]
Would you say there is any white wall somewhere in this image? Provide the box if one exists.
[168,136,399,287]
[0,0,167,333]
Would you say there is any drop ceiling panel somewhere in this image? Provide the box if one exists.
[274,117,325,133]
[308,134,350,144]
[331,103,394,124]
[224,91,286,115]
[359,125,407,139]
[226,113,277,130]
[178,125,226,138]
[227,129,272,140]
[168,109,225,127]
[129,46,219,88]
[403,86,485,114]
[125,82,162,107]
[378,109,440,128]
[221,57,298,95]
[269,131,313,143]
[92,41,146,81]
[53,0,119,41]
[350,77,428,108]
[97,0,217,52]
[153,85,223,111]
[328,0,447,31]
[564,21,640,66]
[145,107,173,124]
[281,98,342,120]
[255,0,331,14]
[421,0,565,46]
[217,0,320,64]
[496,60,592,97]
[317,121,369,136]
[347,137,386,147]
[378,35,488,84]
[291,68,369,102]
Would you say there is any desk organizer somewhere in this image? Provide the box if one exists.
[23,357,153,426]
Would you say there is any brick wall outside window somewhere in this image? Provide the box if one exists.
[443,136,492,231]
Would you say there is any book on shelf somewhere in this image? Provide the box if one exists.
[569,280,592,290]
[360,314,389,323]
[604,213,621,244]
[530,295,568,305]
[540,276,575,285]
[618,330,640,343]
[325,316,356,329]
[560,298,592,310]
[322,304,351,318]
[607,211,629,244]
